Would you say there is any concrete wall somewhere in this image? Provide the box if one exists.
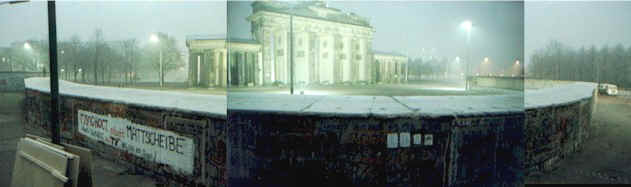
[227,94,524,187]
[0,72,45,92]
[23,78,227,187]
[524,82,597,175]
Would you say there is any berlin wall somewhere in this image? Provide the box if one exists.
[473,76,599,175]
[524,81,597,174]
[0,72,45,92]
[23,77,227,187]
[228,94,525,187]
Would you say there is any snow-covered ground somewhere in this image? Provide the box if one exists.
[25,77,226,117]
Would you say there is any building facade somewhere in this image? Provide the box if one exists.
[185,36,229,88]
[248,1,375,85]
[185,1,409,88]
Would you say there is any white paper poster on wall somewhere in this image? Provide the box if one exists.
[77,110,195,174]
[399,132,410,147]
[424,134,433,146]
[387,133,398,148]
[413,134,422,145]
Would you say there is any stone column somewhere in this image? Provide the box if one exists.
[188,52,196,87]
[257,52,263,86]
[222,49,228,87]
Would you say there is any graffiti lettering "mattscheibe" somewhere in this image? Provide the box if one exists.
[126,125,187,155]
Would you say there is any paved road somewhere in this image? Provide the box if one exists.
[526,95,631,184]
[0,92,157,187]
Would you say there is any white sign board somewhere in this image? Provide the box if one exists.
[424,134,433,146]
[77,110,195,174]
[387,133,398,148]
[413,134,422,145]
[399,132,410,147]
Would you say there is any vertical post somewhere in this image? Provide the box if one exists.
[159,47,163,88]
[47,1,61,145]
[289,15,294,95]
[466,31,471,91]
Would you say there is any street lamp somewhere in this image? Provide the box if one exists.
[78,68,82,82]
[150,33,163,88]
[60,50,65,79]
[24,42,31,50]
[460,20,472,91]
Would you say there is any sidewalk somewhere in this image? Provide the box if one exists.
[0,92,156,187]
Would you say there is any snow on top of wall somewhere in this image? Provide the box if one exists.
[230,83,595,117]
[229,92,524,117]
[395,94,524,117]
[25,77,226,117]
[524,82,596,109]
[228,93,324,113]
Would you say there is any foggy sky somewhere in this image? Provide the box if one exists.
[229,1,524,71]
[0,1,226,52]
[525,1,631,65]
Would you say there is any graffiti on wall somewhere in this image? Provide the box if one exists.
[525,98,590,174]
[77,109,195,174]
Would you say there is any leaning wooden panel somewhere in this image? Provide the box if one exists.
[25,134,91,187]
[63,143,93,187]
[11,139,68,187]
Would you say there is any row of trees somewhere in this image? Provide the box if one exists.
[407,57,451,80]
[528,40,631,88]
[0,29,185,86]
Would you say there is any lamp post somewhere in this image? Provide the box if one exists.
[460,20,472,90]
[78,68,82,82]
[515,59,520,77]
[60,50,64,79]
[150,34,163,88]
[24,42,34,71]
[483,57,489,76]
[289,12,295,94]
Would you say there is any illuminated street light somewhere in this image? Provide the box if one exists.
[515,60,520,65]
[150,33,163,88]
[150,34,159,43]
[460,20,472,32]
[24,42,31,50]
[460,20,473,91]
[484,57,489,63]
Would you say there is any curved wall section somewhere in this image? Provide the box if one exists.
[228,93,525,187]
[23,78,227,187]
[524,82,597,174]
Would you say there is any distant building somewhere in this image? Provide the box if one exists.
[185,35,231,88]
[374,51,409,84]
[185,0,409,88]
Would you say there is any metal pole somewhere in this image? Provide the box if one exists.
[289,15,294,95]
[47,1,61,145]
[466,30,471,91]
[160,47,163,88]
